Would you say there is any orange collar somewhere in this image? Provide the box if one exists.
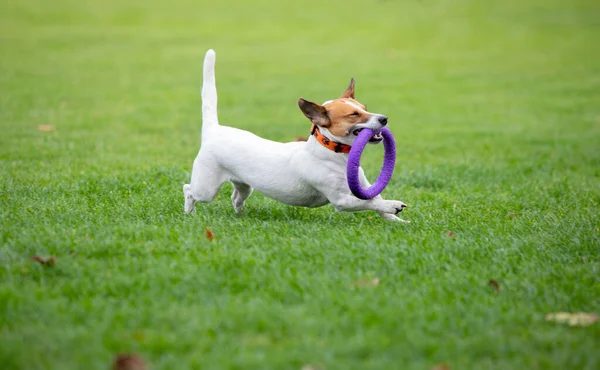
[310,124,352,154]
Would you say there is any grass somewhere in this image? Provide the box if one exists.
[1,0,599,369]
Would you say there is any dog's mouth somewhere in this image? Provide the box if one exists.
[353,128,383,143]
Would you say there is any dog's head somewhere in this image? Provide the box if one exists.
[298,78,388,146]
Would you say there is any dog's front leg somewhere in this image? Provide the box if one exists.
[357,168,409,222]
[313,170,407,218]
[328,193,406,215]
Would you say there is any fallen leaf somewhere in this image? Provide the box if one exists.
[38,124,56,132]
[301,364,324,370]
[445,231,455,238]
[488,279,500,292]
[113,354,146,370]
[430,364,450,370]
[295,137,307,142]
[506,212,517,219]
[545,312,598,327]
[353,277,380,287]
[205,227,216,241]
[133,331,145,342]
[31,255,56,266]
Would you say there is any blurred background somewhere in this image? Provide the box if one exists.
[1,0,597,177]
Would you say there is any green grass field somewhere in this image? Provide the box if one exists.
[1,0,599,369]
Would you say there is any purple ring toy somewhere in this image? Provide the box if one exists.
[346,127,396,199]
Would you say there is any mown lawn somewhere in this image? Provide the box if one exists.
[0,0,599,369]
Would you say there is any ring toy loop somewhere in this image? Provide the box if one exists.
[346,127,396,200]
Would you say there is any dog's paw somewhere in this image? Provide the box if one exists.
[232,202,246,214]
[183,184,196,214]
[379,212,410,223]
[383,200,407,215]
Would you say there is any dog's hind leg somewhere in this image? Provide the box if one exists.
[231,181,253,213]
[183,184,197,213]
[184,155,228,213]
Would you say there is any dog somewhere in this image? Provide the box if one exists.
[183,49,408,222]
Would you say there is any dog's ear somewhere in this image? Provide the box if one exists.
[298,98,330,127]
[340,78,355,99]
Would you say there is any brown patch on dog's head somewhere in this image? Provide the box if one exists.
[321,98,373,137]
[298,78,375,138]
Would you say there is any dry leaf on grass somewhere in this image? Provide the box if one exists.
[430,363,450,370]
[113,354,146,370]
[353,277,380,287]
[488,279,500,292]
[205,228,216,241]
[506,212,517,219]
[38,124,56,132]
[31,255,56,266]
[545,312,598,327]
[301,364,324,370]
[133,331,145,342]
[445,231,455,238]
[295,137,308,142]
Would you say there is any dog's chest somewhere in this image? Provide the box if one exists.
[254,180,329,208]
[293,186,330,208]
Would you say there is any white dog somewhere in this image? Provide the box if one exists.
[184,49,408,221]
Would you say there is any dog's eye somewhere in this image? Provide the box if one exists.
[349,111,359,117]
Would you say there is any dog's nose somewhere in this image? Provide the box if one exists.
[378,116,388,126]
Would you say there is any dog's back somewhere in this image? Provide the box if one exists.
[189,50,326,207]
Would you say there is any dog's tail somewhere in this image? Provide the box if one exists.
[201,49,219,137]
